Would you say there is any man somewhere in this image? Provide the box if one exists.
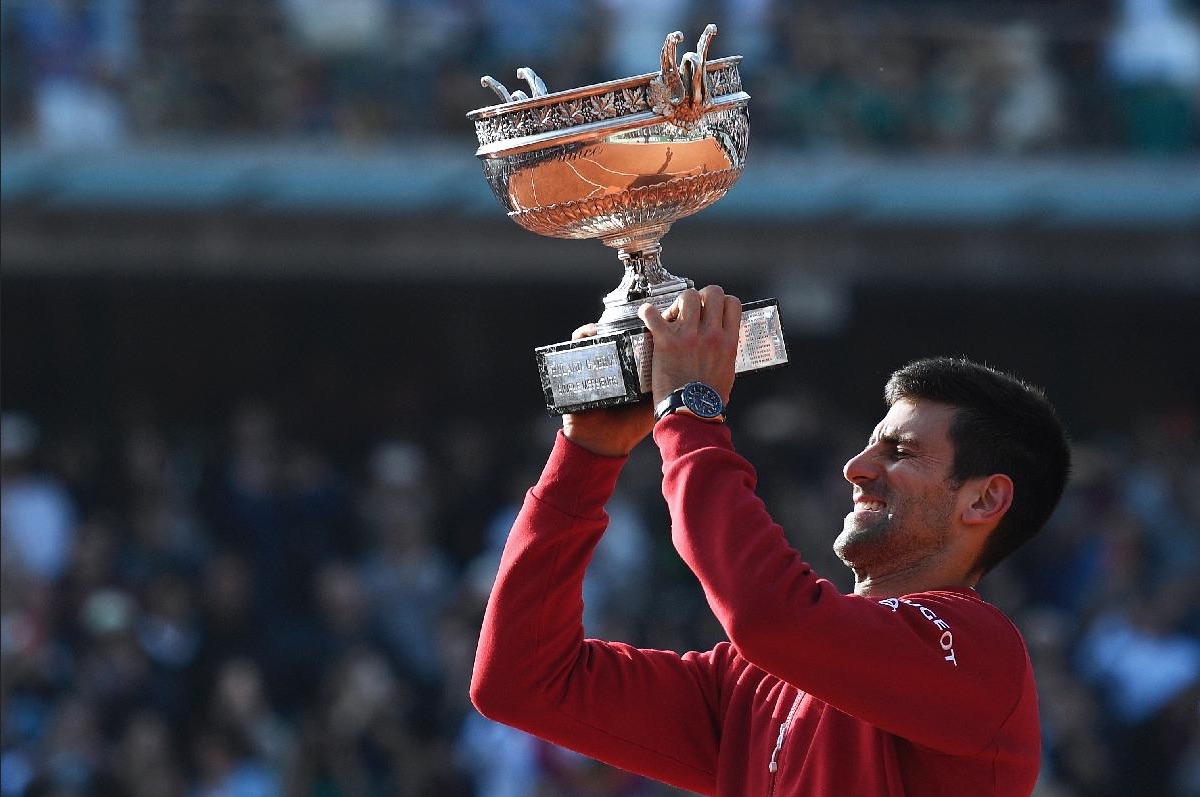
[471,286,1071,796]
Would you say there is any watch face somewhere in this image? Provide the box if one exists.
[682,382,724,418]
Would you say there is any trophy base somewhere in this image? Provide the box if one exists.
[535,299,788,415]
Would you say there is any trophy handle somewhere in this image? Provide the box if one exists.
[658,31,686,105]
[683,24,718,106]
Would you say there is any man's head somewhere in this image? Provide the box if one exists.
[836,357,1070,583]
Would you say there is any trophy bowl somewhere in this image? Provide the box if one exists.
[468,25,787,414]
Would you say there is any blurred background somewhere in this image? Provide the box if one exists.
[2,0,1199,795]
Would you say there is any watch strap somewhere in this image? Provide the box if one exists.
[653,391,686,421]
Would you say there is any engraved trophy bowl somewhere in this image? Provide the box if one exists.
[468,25,787,414]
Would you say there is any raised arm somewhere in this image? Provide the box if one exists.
[470,432,729,795]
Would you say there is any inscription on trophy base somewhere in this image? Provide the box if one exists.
[536,336,642,413]
[536,299,788,415]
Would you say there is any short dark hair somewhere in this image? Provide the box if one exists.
[884,357,1071,576]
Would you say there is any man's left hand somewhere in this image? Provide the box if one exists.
[561,323,655,457]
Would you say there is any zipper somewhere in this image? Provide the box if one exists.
[767,693,802,790]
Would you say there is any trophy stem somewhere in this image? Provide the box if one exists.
[597,241,692,332]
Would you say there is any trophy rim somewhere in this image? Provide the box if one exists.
[472,91,749,160]
[465,55,743,121]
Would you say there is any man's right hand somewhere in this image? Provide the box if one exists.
[638,285,741,406]
[560,323,655,457]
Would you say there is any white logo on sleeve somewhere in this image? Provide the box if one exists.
[878,598,958,667]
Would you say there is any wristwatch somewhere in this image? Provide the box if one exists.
[654,381,726,423]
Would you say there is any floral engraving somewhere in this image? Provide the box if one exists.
[620,87,647,113]
[647,78,676,118]
[536,105,558,130]
[592,93,618,119]
[560,99,582,125]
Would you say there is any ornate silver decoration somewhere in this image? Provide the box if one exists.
[471,25,745,150]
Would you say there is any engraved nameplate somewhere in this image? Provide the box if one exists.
[735,299,788,373]
[629,298,787,394]
[536,335,641,413]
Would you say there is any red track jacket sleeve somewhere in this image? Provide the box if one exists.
[470,431,727,795]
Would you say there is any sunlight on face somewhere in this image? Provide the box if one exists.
[834,400,960,574]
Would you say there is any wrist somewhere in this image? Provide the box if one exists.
[653,382,726,424]
[561,416,644,458]
[561,430,633,458]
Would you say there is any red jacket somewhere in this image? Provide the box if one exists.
[472,418,1041,796]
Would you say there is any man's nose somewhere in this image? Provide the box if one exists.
[843,447,876,485]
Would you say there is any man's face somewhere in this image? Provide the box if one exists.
[833,399,962,572]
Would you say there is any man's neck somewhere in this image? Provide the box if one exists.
[851,561,978,597]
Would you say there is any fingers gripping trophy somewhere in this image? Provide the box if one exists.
[468,24,789,414]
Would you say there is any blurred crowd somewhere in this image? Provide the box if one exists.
[2,384,1199,797]
[1,0,1199,154]
[2,1,1200,796]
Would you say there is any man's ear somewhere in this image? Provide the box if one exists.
[961,474,1014,527]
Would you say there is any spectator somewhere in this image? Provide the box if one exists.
[113,710,185,797]
[990,22,1066,152]
[192,552,263,708]
[289,647,422,796]
[190,726,282,797]
[279,0,388,137]
[1077,578,1200,796]
[39,696,112,794]
[358,440,458,689]
[207,659,295,779]
[1,414,77,585]
[209,401,348,633]
[14,0,134,148]
[136,570,203,727]
[1106,0,1200,152]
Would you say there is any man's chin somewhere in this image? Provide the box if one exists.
[833,520,890,565]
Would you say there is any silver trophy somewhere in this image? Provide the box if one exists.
[468,25,788,414]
